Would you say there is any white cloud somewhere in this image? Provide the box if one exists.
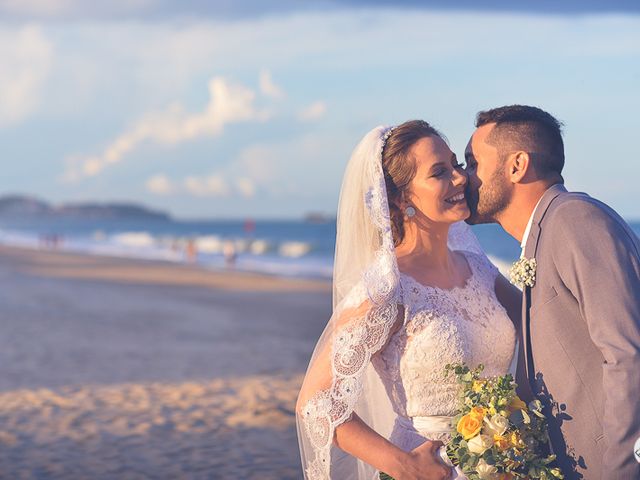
[221,131,354,199]
[259,69,285,99]
[298,101,326,122]
[0,24,52,127]
[146,172,256,198]
[183,174,230,197]
[236,177,256,198]
[234,145,277,184]
[64,76,270,181]
[145,174,174,195]
[0,0,153,19]
[0,0,73,17]
[1,0,77,16]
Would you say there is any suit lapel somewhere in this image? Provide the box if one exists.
[521,183,567,392]
[524,184,567,260]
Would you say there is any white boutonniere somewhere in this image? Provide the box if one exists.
[510,257,537,289]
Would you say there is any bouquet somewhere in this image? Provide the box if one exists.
[381,364,563,480]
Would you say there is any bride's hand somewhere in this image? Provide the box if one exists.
[396,440,453,480]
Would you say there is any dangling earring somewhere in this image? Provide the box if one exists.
[405,206,416,218]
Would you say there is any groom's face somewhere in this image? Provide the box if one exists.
[464,124,512,225]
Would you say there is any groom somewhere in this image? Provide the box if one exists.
[464,105,640,479]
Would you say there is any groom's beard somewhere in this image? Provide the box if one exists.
[465,171,511,225]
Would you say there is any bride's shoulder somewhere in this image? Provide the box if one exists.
[458,249,500,280]
[342,279,406,309]
[336,281,405,334]
[341,282,368,309]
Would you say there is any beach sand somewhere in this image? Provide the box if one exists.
[0,245,331,479]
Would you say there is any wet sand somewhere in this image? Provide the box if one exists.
[0,245,331,479]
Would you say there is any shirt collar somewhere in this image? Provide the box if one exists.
[520,190,550,254]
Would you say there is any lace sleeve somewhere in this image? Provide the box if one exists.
[296,293,402,479]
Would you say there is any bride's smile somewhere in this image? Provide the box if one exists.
[443,191,466,204]
[395,135,470,227]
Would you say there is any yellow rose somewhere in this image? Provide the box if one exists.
[469,406,487,420]
[457,413,483,440]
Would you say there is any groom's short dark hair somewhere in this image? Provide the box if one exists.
[476,105,565,180]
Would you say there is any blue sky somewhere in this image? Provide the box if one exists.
[1,1,639,219]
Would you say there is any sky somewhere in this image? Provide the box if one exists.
[1,1,639,219]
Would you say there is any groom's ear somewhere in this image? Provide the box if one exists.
[508,151,530,184]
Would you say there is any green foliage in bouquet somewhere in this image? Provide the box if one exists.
[380,364,563,480]
[444,363,562,479]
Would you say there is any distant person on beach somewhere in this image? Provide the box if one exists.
[297,121,522,479]
[464,105,640,479]
[40,233,62,250]
[223,240,237,268]
[185,239,197,263]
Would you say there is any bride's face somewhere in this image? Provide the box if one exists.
[404,136,470,224]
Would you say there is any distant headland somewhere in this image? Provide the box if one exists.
[0,195,171,221]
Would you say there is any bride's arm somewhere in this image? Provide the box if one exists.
[297,302,451,480]
[334,413,450,480]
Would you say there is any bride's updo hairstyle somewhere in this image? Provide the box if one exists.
[381,120,444,246]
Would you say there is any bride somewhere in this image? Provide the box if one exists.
[296,121,523,479]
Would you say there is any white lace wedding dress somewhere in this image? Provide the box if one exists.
[372,250,517,458]
[297,125,518,479]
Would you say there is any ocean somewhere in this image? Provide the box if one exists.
[1,217,638,280]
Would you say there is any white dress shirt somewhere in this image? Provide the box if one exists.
[520,191,551,257]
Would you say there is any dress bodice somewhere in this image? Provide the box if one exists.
[371,250,517,420]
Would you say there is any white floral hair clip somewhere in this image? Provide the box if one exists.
[380,126,396,155]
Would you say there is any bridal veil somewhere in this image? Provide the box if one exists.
[296,125,488,480]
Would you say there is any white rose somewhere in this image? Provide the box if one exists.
[483,414,509,437]
[467,434,493,455]
[475,458,498,479]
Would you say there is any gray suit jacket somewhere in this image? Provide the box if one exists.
[522,184,640,480]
